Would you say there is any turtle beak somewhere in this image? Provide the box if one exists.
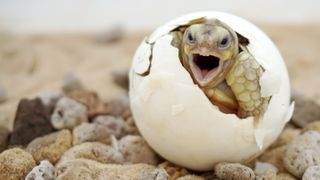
[189,53,223,87]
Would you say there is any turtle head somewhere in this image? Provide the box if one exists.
[181,22,238,87]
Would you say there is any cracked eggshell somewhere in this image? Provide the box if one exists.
[129,11,294,171]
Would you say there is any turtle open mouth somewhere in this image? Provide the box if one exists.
[191,54,221,86]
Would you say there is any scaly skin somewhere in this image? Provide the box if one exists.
[226,49,270,118]
[172,20,269,119]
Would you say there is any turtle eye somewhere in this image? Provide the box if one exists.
[219,36,230,49]
[186,30,196,45]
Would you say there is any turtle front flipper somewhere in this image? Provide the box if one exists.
[205,82,239,114]
[226,50,270,120]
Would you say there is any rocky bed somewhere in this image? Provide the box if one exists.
[0,72,319,180]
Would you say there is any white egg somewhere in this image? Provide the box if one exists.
[129,11,294,171]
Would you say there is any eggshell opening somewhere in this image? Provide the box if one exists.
[130,11,294,170]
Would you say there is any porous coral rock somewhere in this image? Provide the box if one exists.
[283,131,320,178]
[0,148,36,180]
[59,142,124,164]
[25,160,55,180]
[26,129,72,164]
[302,166,320,180]
[55,159,168,180]
[214,162,255,180]
[72,122,113,145]
[118,135,158,165]
[51,97,88,129]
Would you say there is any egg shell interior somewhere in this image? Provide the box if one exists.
[129,12,294,170]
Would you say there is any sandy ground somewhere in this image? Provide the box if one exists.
[0,24,319,130]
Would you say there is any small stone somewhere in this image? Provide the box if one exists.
[255,170,277,180]
[159,161,189,180]
[39,91,62,107]
[59,142,124,164]
[62,72,84,93]
[0,84,8,103]
[67,90,112,119]
[93,115,125,138]
[277,173,297,180]
[109,96,130,118]
[302,166,320,180]
[25,160,54,180]
[177,175,205,180]
[0,127,9,152]
[283,131,320,178]
[118,135,158,165]
[26,129,72,164]
[291,95,320,127]
[254,161,278,176]
[72,122,112,145]
[0,148,36,180]
[51,97,88,129]
[258,145,287,172]
[302,120,320,133]
[9,98,54,146]
[214,162,255,180]
[55,159,168,180]
[271,127,301,148]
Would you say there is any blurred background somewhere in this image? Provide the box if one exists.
[0,0,320,33]
[0,0,319,130]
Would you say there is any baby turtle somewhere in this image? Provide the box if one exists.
[171,19,270,119]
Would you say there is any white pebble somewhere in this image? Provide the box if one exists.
[283,131,320,178]
[118,135,158,165]
[214,162,255,180]
[93,115,125,138]
[303,166,320,180]
[39,91,62,106]
[254,161,278,175]
[73,122,112,145]
[62,72,83,93]
[25,160,54,180]
[51,97,88,129]
[59,142,124,164]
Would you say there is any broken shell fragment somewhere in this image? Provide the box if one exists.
[129,11,294,170]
